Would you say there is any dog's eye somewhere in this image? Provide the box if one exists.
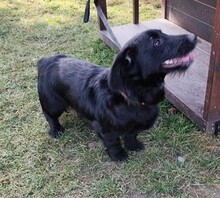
[153,39,161,46]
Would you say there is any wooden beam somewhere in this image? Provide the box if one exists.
[165,0,215,26]
[97,0,107,30]
[133,0,139,24]
[161,0,167,19]
[203,0,220,123]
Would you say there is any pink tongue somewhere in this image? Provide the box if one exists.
[188,52,194,61]
[163,52,195,68]
[181,52,194,62]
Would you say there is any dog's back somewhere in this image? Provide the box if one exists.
[37,54,67,75]
[37,54,110,138]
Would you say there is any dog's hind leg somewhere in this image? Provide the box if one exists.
[38,92,67,138]
[43,111,64,138]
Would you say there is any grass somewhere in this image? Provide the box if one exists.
[1,0,220,197]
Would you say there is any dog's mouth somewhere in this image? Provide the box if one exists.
[162,52,194,68]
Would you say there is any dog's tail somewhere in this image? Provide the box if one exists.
[37,54,67,73]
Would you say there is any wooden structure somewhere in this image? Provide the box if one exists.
[96,0,220,133]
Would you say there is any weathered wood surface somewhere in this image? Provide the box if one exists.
[197,0,216,7]
[164,0,216,42]
[96,0,107,31]
[166,0,216,25]
[204,0,220,124]
[133,0,139,24]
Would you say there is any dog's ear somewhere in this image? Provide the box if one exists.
[108,45,137,92]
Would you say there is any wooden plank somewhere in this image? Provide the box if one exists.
[204,0,220,123]
[102,18,212,53]
[97,0,107,31]
[167,0,216,26]
[165,70,206,119]
[165,68,209,131]
[161,0,167,18]
[187,48,209,81]
[99,31,120,51]
[196,0,217,8]
[196,38,212,55]
[99,23,147,51]
[166,5,213,42]
[165,88,207,132]
[133,0,139,24]
[111,23,147,47]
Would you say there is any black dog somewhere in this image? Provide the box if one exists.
[37,29,197,161]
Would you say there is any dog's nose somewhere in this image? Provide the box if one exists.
[187,33,197,43]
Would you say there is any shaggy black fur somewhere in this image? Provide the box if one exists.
[37,29,197,161]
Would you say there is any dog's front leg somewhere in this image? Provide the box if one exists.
[105,137,128,161]
[92,121,128,161]
[102,134,128,161]
[124,132,144,152]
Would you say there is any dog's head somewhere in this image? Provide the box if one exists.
[109,29,197,92]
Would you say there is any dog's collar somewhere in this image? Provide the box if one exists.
[119,91,146,106]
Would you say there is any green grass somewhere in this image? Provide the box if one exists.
[1,0,220,197]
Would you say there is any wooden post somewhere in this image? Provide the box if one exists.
[97,0,107,30]
[203,0,220,125]
[161,0,167,19]
[133,0,139,24]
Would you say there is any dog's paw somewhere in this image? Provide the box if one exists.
[125,141,144,152]
[49,126,64,138]
[107,149,128,161]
